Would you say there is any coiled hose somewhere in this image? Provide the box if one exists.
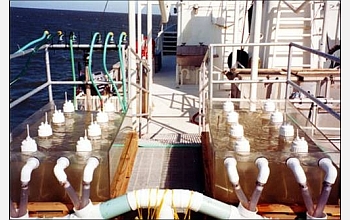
[103,32,126,112]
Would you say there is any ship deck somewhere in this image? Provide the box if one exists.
[12,55,340,219]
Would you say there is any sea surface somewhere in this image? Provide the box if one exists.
[10,7,176,131]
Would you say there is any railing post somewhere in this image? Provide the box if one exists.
[44,46,53,102]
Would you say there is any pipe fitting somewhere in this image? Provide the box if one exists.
[20,157,40,184]
[237,202,261,219]
[54,157,70,183]
[255,157,270,184]
[286,157,307,184]
[83,157,100,183]
[73,199,103,219]
[318,157,337,184]
[224,157,239,184]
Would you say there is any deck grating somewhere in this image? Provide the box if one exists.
[127,146,204,193]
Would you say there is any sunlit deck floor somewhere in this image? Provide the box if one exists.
[127,55,204,192]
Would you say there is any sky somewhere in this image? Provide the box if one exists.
[9,1,162,14]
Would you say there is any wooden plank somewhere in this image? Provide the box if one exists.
[257,204,340,219]
[110,131,139,198]
[27,202,72,218]
[232,68,284,75]
[201,131,214,197]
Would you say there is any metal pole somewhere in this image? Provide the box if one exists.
[249,0,262,111]
[44,46,53,102]
[147,1,153,134]
[129,1,137,130]
[318,1,329,68]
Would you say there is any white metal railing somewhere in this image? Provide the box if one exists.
[10,43,150,136]
[198,42,340,141]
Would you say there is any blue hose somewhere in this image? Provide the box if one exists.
[88,32,103,101]
[118,32,128,111]
[103,32,126,113]
[15,30,50,54]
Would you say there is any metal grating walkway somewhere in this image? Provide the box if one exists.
[138,133,201,147]
[127,141,204,193]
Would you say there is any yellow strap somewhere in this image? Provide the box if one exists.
[155,189,169,219]
[172,190,180,219]
[134,190,143,219]
[147,188,152,220]
[151,188,159,219]
[184,190,194,220]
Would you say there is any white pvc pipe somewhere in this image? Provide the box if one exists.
[312,157,338,218]
[318,157,337,184]
[255,157,270,184]
[53,157,70,183]
[81,157,100,210]
[83,157,99,183]
[224,157,239,184]
[20,157,40,184]
[286,157,314,215]
[224,157,249,208]
[286,157,306,184]
[248,157,270,211]
[53,157,81,210]
[17,157,40,218]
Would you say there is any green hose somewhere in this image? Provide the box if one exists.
[88,32,103,101]
[15,30,50,54]
[103,32,126,113]
[118,32,128,111]
[10,32,54,86]
[69,34,77,110]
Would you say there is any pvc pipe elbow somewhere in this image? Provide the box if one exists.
[286,157,307,184]
[83,157,99,183]
[54,157,70,183]
[255,157,270,184]
[20,157,40,184]
[318,157,337,184]
[224,157,239,184]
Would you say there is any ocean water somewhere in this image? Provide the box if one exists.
[10,7,176,131]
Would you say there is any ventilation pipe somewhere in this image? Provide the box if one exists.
[223,157,249,209]
[12,157,40,218]
[286,157,314,215]
[53,157,81,210]
[249,157,270,211]
[312,157,338,218]
[80,157,100,210]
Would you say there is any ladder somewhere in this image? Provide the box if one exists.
[222,0,236,70]
[271,0,319,69]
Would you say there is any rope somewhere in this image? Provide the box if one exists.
[183,190,194,220]
[172,190,180,219]
[154,189,169,219]
[150,188,160,219]
[134,190,143,219]
[147,188,152,220]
